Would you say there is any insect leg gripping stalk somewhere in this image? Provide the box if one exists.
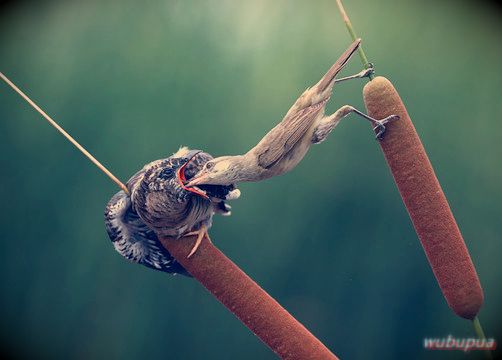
[159,234,339,360]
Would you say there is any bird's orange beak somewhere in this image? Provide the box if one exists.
[176,150,209,199]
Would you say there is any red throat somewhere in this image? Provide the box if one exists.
[177,154,209,199]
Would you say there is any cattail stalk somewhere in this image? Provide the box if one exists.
[159,234,339,360]
[363,76,484,319]
[0,72,129,194]
[335,0,373,78]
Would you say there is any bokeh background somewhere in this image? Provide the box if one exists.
[1,0,501,359]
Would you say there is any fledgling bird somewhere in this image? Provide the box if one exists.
[104,147,240,274]
[185,39,399,187]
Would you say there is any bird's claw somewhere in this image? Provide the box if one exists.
[373,123,386,140]
[361,63,375,78]
[373,114,400,140]
[186,227,209,258]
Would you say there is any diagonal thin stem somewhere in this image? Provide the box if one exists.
[335,0,374,80]
[0,72,129,194]
[473,316,493,360]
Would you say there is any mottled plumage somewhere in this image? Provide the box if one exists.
[105,190,188,274]
[104,147,239,274]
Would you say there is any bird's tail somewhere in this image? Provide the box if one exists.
[315,38,361,94]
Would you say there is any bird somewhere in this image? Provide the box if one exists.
[185,39,399,188]
[104,147,240,274]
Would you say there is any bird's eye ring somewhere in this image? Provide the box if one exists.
[206,162,214,170]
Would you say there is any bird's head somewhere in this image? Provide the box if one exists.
[185,156,244,187]
[131,149,240,211]
[139,149,208,200]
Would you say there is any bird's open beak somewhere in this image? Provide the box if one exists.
[184,172,209,188]
[176,150,209,199]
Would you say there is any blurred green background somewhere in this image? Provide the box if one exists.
[1,0,501,359]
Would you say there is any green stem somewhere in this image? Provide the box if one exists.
[473,316,493,360]
[335,0,374,80]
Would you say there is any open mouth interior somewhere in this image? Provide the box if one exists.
[177,155,209,199]
[176,153,235,200]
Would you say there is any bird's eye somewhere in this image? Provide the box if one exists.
[206,162,214,170]
[159,168,174,179]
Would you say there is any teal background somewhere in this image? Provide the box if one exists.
[0,1,501,359]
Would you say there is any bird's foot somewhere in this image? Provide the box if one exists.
[372,115,400,140]
[334,63,375,84]
[185,225,211,258]
[348,107,400,140]
[360,63,375,79]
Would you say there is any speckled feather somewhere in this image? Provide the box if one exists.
[104,147,238,275]
[105,191,189,275]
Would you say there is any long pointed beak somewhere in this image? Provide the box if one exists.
[185,172,209,188]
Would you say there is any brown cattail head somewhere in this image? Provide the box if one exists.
[363,76,483,319]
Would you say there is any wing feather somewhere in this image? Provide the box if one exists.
[104,190,189,275]
[257,99,327,169]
